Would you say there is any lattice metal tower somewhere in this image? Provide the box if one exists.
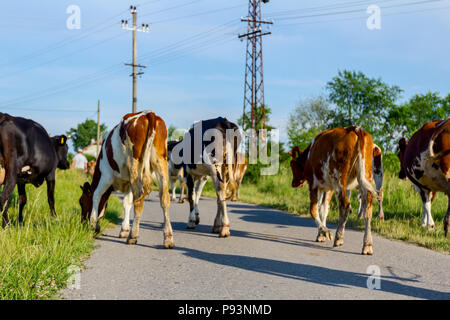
[239,0,272,131]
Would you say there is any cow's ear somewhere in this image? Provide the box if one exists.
[398,138,408,152]
[59,135,67,146]
[290,146,301,160]
[82,182,91,194]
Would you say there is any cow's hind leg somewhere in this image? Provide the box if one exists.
[310,187,332,242]
[334,188,352,247]
[17,183,27,225]
[155,160,174,249]
[45,174,57,217]
[119,189,133,238]
[186,174,196,229]
[1,165,19,228]
[211,166,230,238]
[361,190,374,255]
[444,195,450,238]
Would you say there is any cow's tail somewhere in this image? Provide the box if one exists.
[224,138,238,200]
[353,127,379,203]
[428,118,450,161]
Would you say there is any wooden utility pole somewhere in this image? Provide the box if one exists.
[96,100,100,157]
[121,6,149,113]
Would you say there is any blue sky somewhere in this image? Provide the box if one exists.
[0,0,449,152]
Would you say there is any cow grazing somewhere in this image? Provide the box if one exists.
[397,118,450,235]
[290,126,378,255]
[168,140,187,203]
[172,117,240,237]
[78,111,174,248]
[226,152,248,201]
[0,112,70,227]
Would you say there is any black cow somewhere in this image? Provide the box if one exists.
[0,112,70,227]
[172,117,241,237]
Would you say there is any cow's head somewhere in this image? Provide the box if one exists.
[289,146,308,188]
[52,135,70,170]
[79,182,93,222]
[397,137,408,179]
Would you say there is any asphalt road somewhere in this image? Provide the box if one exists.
[62,193,450,300]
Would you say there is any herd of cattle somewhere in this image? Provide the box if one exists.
[0,111,449,255]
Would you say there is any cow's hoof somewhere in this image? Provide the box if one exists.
[164,238,174,249]
[427,224,435,231]
[126,238,137,245]
[334,238,344,247]
[212,225,221,234]
[362,244,373,255]
[219,227,230,238]
[119,230,130,238]
[170,198,176,202]
[195,214,200,225]
[177,199,184,204]
[94,224,101,234]
[317,228,333,242]
[186,221,196,229]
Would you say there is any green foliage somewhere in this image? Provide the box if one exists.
[326,70,403,148]
[287,96,332,149]
[66,119,107,151]
[384,92,450,150]
[383,152,401,174]
[237,104,274,132]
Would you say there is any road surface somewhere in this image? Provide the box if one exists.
[62,193,450,300]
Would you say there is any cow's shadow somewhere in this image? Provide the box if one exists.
[171,246,450,300]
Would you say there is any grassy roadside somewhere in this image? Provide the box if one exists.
[202,161,449,253]
[0,169,122,300]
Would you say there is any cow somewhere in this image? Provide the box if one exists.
[290,126,378,255]
[397,118,450,236]
[86,160,96,178]
[0,112,70,228]
[168,140,187,203]
[226,152,248,202]
[78,111,174,248]
[171,117,240,237]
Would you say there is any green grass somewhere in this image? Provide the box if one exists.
[202,160,450,253]
[0,169,122,300]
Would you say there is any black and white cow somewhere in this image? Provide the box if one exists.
[0,112,70,227]
[171,117,241,237]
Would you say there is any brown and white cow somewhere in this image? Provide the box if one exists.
[168,141,187,203]
[226,152,248,201]
[290,126,378,255]
[79,111,174,248]
[397,118,450,235]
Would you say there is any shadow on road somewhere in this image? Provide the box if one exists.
[172,246,450,300]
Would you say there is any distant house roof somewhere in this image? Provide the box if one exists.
[82,139,103,157]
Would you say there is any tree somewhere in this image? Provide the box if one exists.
[237,104,274,132]
[326,70,402,148]
[384,92,450,151]
[287,96,332,149]
[67,119,107,151]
